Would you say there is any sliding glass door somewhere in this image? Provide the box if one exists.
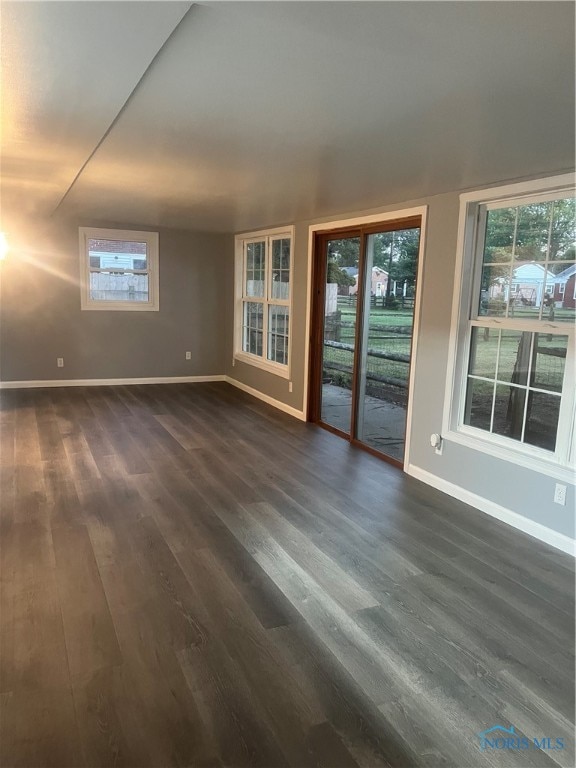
[319,235,360,435]
[355,226,421,460]
[310,218,421,466]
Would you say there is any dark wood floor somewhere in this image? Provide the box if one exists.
[0,383,573,768]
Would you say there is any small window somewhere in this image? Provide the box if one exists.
[79,227,159,311]
[234,227,293,376]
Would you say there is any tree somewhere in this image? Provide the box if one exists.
[327,259,355,288]
[325,230,421,291]
[327,239,360,268]
[484,199,575,268]
[372,229,420,300]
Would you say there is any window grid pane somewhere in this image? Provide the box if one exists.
[497,330,529,386]
[464,377,494,432]
[242,302,263,357]
[531,334,567,394]
[464,327,565,452]
[267,305,289,365]
[245,242,266,298]
[468,326,498,379]
[271,238,291,300]
[524,391,562,451]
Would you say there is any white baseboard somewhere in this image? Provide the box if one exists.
[0,374,306,423]
[0,375,227,389]
[225,376,306,421]
[406,464,575,557]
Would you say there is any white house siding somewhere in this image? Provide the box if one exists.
[490,262,555,306]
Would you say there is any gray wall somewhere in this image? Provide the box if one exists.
[0,216,230,381]
[225,182,575,541]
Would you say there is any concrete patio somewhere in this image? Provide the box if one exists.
[321,383,407,461]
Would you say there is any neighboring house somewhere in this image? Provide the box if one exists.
[489,262,555,306]
[371,267,389,297]
[553,263,576,309]
[349,266,389,296]
[88,238,147,271]
[90,252,146,271]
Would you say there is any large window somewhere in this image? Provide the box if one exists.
[446,175,575,475]
[79,227,159,311]
[234,227,293,376]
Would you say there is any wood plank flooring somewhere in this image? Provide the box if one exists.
[0,382,574,768]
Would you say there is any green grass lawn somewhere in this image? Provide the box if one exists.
[337,297,414,328]
[470,331,566,391]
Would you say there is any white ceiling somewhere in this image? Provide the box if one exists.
[1,1,574,234]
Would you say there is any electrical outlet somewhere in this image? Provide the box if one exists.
[288,381,293,393]
[57,358,64,368]
[185,351,191,360]
[430,433,443,455]
[554,483,566,506]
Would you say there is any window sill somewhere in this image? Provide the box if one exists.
[80,301,159,312]
[445,427,575,484]
[233,352,290,379]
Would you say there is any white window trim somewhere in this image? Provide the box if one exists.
[442,173,576,482]
[234,225,294,378]
[79,227,159,311]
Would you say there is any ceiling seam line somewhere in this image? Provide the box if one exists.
[51,1,196,217]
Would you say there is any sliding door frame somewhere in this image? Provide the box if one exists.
[308,227,360,435]
[305,207,428,468]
